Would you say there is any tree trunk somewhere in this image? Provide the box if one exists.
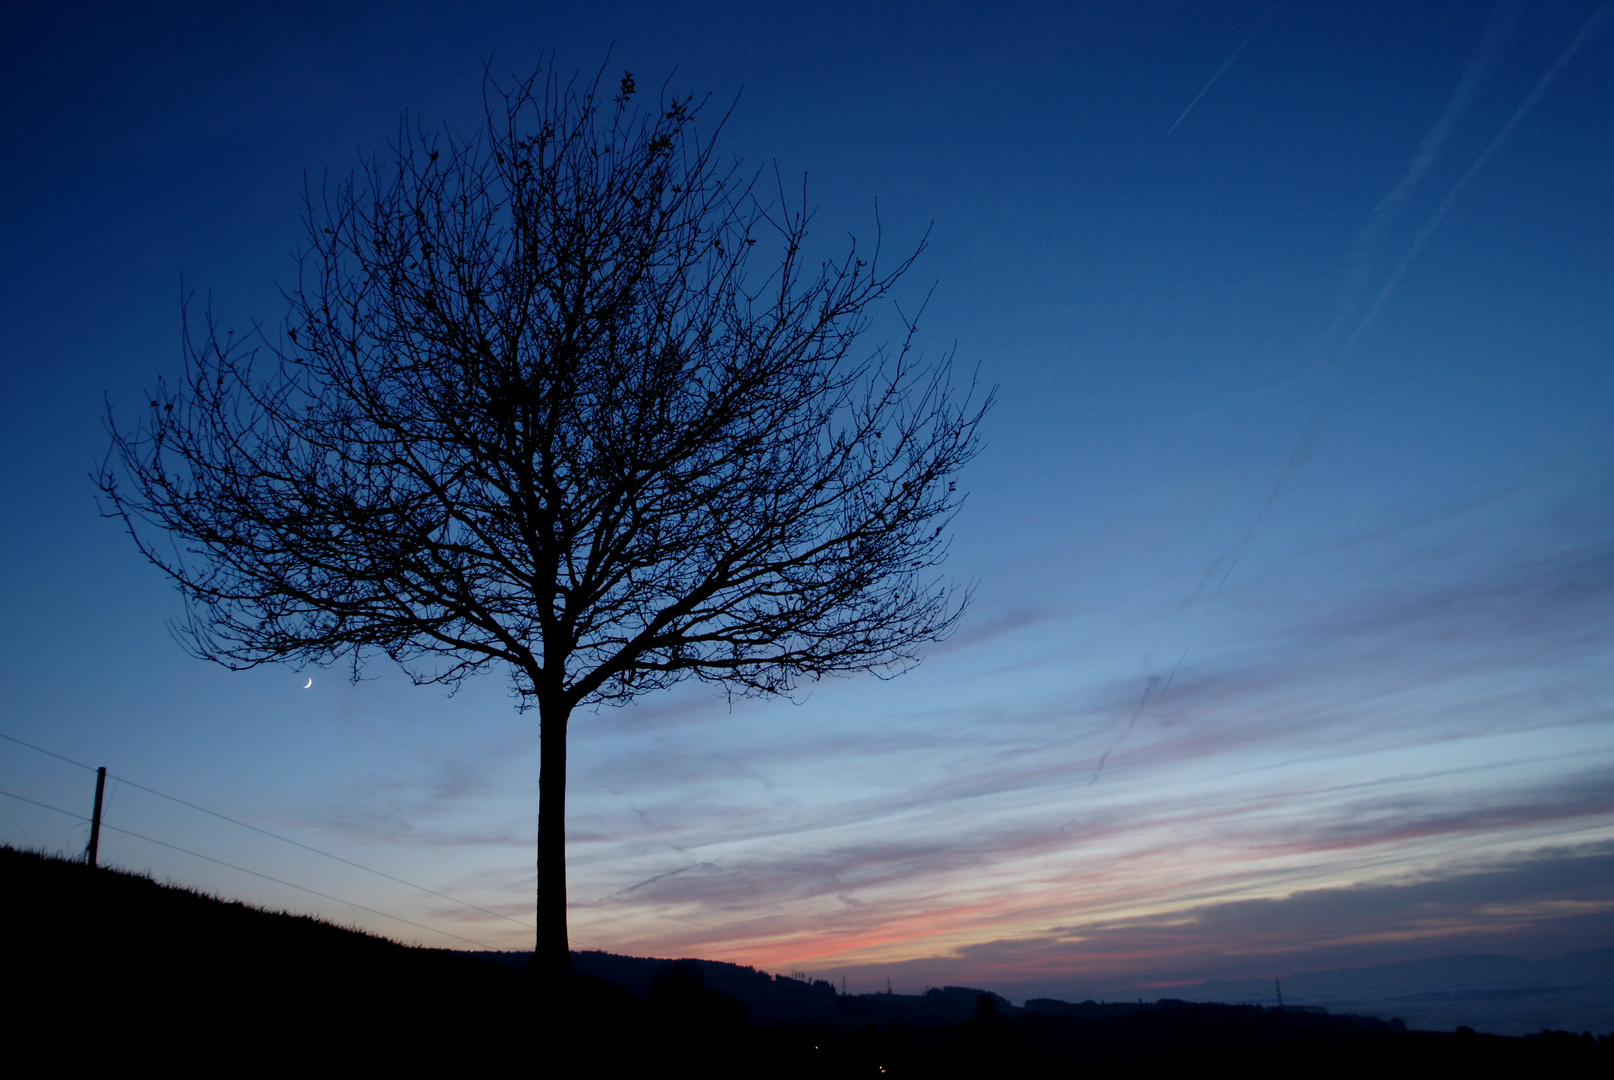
[535,694,572,985]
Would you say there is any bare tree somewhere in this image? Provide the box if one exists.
[101,64,990,983]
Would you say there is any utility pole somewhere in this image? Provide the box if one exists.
[1274,977,1284,1009]
[86,766,106,868]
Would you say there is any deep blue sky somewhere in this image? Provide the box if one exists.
[2,1,1611,1002]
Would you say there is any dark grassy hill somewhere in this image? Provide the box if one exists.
[0,846,549,1067]
[5,846,1610,1076]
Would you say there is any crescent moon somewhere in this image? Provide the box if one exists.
[303,678,313,689]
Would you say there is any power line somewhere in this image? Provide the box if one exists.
[109,771,535,930]
[0,785,502,950]
[0,731,95,771]
[0,729,534,930]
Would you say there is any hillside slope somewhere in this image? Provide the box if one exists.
[6,848,1610,1076]
[1,847,547,1065]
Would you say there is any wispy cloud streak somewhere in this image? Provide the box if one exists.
[830,842,1614,993]
[554,480,1614,971]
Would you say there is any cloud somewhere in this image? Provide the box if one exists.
[302,478,1614,972]
[1082,480,1614,764]
[1275,769,1614,855]
[823,842,1614,995]
[924,604,1060,656]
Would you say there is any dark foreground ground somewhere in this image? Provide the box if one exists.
[4,847,1609,1076]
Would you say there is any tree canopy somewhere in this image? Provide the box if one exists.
[102,64,990,980]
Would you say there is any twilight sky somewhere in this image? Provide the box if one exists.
[2,1,1611,999]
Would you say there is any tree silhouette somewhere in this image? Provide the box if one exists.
[100,63,989,983]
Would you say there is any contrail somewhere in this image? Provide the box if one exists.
[1184,0,1524,602]
[1093,2,1610,785]
[603,861,720,901]
[1167,1,1284,135]
[1089,417,1320,785]
[1185,0,1546,603]
[1329,0,1522,342]
[1343,0,1614,356]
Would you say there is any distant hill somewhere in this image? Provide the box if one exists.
[5,847,1610,1076]
[1134,950,1614,1036]
[464,947,1014,1025]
